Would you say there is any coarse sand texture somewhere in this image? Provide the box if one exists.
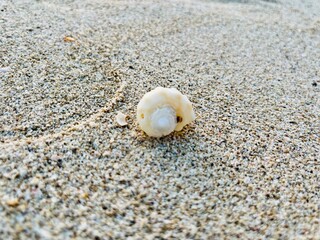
[0,0,319,239]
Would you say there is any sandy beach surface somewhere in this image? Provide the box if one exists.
[0,0,319,239]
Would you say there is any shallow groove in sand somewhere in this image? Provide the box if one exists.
[0,82,126,149]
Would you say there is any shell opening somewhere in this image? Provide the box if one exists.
[150,106,177,137]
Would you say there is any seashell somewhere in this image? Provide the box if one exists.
[137,87,195,137]
[116,111,128,126]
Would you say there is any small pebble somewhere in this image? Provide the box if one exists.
[6,198,19,207]
[63,36,75,42]
[0,67,11,73]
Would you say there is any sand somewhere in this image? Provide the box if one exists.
[0,0,319,239]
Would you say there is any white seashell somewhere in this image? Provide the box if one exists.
[137,87,195,137]
[116,111,128,126]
